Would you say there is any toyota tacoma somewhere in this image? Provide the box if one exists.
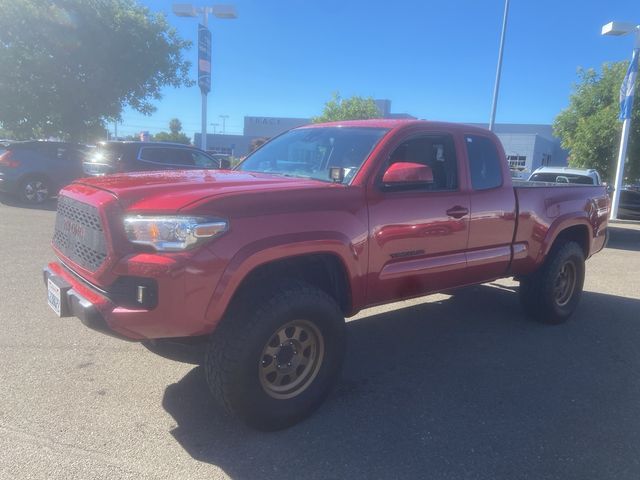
[44,120,610,430]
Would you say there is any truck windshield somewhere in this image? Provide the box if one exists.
[236,127,389,183]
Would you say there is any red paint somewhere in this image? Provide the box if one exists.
[46,120,609,340]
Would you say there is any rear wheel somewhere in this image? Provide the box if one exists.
[18,176,51,204]
[519,241,585,324]
[204,281,346,431]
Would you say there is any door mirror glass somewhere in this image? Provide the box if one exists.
[382,162,434,186]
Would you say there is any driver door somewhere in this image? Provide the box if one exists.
[366,133,470,305]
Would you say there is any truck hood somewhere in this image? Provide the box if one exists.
[74,170,337,212]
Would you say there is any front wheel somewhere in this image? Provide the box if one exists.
[519,241,585,324]
[204,281,346,430]
[18,176,51,204]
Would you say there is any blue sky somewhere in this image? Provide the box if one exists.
[119,0,638,139]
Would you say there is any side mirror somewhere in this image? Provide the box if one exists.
[382,162,434,186]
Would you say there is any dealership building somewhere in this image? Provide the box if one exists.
[196,100,567,177]
[471,123,569,177]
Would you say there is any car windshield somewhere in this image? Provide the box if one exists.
[529,172,595,184]
[236,127,389,183]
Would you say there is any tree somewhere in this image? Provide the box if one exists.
[169,118,183,135]
[312,92,382,123]
[0,0,193,142]
[249,137,268,152]
[154,117,191,144]
[554,62,640,182]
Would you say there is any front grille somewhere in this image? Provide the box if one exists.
[53,195,108,272]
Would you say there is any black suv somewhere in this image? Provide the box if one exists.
[83,142,225,176]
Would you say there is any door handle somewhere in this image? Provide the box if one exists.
[446,206,469,219]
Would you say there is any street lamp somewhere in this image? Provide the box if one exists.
[602,20,640,220]
[219,114,229,134]
[210,122,219,134]
[489,0,510,131]
[172,3,237,151]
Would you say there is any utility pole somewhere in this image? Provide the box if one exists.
[172,4,238,150]
[219,114,229,134]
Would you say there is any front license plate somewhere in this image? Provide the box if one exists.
[47,278,62,316]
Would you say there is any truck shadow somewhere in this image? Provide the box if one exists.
[606,225,640,252]
[162,284,640,479]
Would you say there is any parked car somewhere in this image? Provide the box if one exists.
[618,189,640,220]
[44,120,609,430]
[82,141,224,176]
[0,141,89,204]
[528,166,602,185]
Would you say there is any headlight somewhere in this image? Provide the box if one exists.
[123,216,228,251]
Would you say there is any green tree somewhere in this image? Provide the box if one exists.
[169,118,183,135]
[249,137,268,152]
[554,62,640,182]
[312,92,382,123]
[0,0,193,142]
[154,117,191,144]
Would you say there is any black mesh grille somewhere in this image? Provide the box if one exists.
[56,197,103,231]
[53,195,108,272]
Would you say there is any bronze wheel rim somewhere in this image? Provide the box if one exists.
[554,260,577,307]
[258,319,324,400]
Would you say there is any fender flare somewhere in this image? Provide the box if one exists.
[203,231,365,331]
[538,213,593,263]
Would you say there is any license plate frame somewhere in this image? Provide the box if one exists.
[47,278,62,316]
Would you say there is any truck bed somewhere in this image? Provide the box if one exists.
[510,183,609,275]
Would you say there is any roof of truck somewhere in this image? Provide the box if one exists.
[300,119,493,135]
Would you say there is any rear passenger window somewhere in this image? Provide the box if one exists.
[465,135,503,190]
[139,147,195,166]
[139,147,167,164]
[164,149,195,166]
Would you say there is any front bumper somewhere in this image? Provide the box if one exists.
[43,267,133,341]
[44,252,224,341]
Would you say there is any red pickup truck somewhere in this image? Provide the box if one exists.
[44,120,609,430]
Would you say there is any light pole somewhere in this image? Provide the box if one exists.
[172,4,237,151]
[489,0,510,131]
[210,122,219,134]
[602,21,640,220]
[219,114,229,134]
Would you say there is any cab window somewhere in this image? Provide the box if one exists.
[465,135,503,190]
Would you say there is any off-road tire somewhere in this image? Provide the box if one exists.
[204,281,346,431]
[519,241,585,324]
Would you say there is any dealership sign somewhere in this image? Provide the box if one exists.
[198,24,212,94]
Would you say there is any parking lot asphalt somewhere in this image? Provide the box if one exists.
[1,193,640,480]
